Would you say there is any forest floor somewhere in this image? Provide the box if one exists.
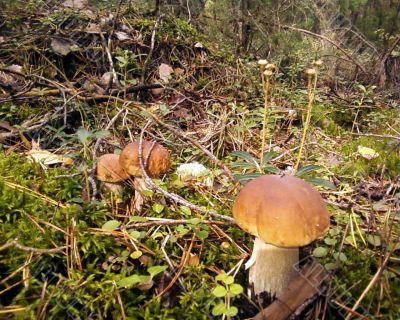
[0,2,399,319]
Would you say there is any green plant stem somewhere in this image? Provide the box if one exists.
[260,76,271,168]
[294,72,318,172]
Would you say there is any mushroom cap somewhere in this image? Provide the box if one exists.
[232,175,330,247]
[119,140,170,177]
[97,154,130,183]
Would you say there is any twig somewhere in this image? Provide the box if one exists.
[141,14,164,83]
[137,122,235,223]
[54,173,81,179]
[351,132,400,140]
[0,107,64,141]
[281,25,366,73]
[155,233,195,298]
[0,306,26,314]
[0,240,66,254]
[99,32,120,92]
[113,281,127,320]
[344,246,395,320]
[4,180,66,208]
[331,299,369,320]
[126,217,229,228]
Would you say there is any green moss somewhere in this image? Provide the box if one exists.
[0,102,44,123]
[338,136,399,177]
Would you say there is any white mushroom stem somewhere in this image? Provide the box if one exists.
[102,182,124,204]
[103,182,124,196]
[248,237,299,297]
[132,178,150,212]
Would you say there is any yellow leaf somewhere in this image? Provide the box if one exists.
[357,145,379,160]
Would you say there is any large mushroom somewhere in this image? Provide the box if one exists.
[232,174,330,298]
[119,140,170,211]
[97,154,130,203]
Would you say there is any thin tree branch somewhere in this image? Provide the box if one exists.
[0,240,66,254]
[281,25,366,73]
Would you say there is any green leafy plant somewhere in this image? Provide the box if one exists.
[231,150,280,183]
[295,165,336,190]
[231,152,335,189]
[211,273,244,319]
[115,49,144,85]
[117,265,168,288]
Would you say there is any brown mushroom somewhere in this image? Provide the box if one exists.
[232,174,330,298]
[97,154,129,202]
[119,140,170,211]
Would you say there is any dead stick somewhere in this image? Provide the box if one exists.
[0,240,66,254]
[253,260,330,320]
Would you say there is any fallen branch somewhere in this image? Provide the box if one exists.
[0,106,65,141]
[126,217,230,228]
[253,260,330,320]
[0,240,66,254]
[141,14,164,83]
[352,132,400,140]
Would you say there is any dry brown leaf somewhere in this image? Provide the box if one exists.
[85,23,102,34]
[0,121,14,132]
[115,31,132,41]
[100,72,118,88]
[50,38,79,56]
[62,0,87,9]
[158,63,174,83]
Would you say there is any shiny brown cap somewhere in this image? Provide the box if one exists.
[119,140,170,177]
[97,154,130,183]
[232,175,330,247]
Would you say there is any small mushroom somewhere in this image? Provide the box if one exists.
[232,174,330,298]
[119,140,170,211]
[97,154,130,202]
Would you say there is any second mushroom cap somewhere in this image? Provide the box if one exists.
[119,140,170,177]
[97,153,130,183]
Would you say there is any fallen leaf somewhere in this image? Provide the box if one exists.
[115,31,132,41]
[186,253,200,266]
[26,141,74,169]
[50,38,79,56]
[174,68,185,75]
[27,150,74,168]
[100,72,118,87]
[0,121,14,132]
[357,145,379,160]
[62,0,87,9]
[0,72,16,86]
[85,23,102,34]
[158,63,174,83]
[325,153,340,166]
[5,64,23,73]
